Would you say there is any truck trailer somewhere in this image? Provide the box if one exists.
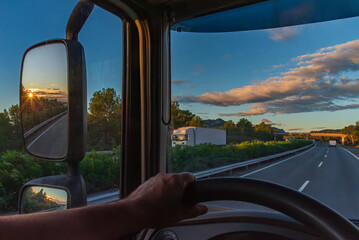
[171,127,226,146]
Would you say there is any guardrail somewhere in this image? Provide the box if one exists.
[193,143,314,179]
[24,111,68,139]
[87,143,314,205]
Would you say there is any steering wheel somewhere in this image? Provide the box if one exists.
[183,178,359,240]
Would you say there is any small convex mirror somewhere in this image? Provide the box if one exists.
[21,43,68,159]
[21,186,69,214]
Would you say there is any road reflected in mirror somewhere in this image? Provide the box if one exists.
[21,43,68,159]
[21,186,68,214]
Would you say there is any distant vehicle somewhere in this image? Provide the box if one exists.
[171,127,226,146]
[329,140,337,147]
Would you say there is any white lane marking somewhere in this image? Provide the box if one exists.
[27,114,67,149]
[318,162,323,168]
[241,145,316,177]
[298,180,310,192]
[324,154,327,158]
[341,147,359,161]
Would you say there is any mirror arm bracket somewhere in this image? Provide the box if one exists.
[66,0,94,40]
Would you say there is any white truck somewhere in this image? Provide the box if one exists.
[329,140,337,147]
[171,127,226,146]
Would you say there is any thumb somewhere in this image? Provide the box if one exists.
[183,203,208,219]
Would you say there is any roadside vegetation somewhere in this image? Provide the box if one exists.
[168,140,312,173]
[0,141,311,213]
[0,87,350,213]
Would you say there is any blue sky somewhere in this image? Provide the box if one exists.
[171,16,359,131]
[2,1,359,132]
[0,0,122,111]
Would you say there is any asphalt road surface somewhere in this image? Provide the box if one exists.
[26,114,68,159]
[208,142,359,220]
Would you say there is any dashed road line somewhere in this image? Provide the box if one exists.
[318,162,323,168]
[324,154,327,158]
[298,180,310,192]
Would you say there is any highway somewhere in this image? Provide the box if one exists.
[208,143,359,220]
[26,113,68,159]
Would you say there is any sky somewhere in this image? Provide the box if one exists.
[0,0,122,111]
[2,1,359,132]
[171,16,359,132]
[22,43,68,102]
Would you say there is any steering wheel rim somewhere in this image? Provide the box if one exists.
[183,178,359,240]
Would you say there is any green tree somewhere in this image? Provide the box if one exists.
[254,122,274,141]
[222,120,235,130]
[0,110,14,153]
[87,88,122,150]
[342,125,357,145]
[171,101,195,129]
[187,116,203,127]
[236,118,254,135]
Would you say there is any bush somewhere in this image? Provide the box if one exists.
[169,140,312,173]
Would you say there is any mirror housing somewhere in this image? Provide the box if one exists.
[20,39,87,162]
[19,174,87,214]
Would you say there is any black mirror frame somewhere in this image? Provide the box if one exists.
[19,183,71,214]
[20,39,87,163]
[18,174,87,214]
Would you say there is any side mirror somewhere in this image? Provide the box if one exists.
[20,185,70,214]
[20,39,87,162]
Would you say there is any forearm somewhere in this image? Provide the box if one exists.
[0,199,147,240]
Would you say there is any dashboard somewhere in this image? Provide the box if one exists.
[139,210,321,240]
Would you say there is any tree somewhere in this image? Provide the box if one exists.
[88,88,121,122]
[342,125,356,144]
[87,88,122,150]
[187,116,203,127]
[171,101,195,129]
[236,118,254,135]
[254,122,274,141]
[223,120,235,130]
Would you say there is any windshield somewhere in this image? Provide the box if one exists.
[173,134,188,141]
[169,5,359,220]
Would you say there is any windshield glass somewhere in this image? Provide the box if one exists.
[170,6,359,219]
[173,134,188,141]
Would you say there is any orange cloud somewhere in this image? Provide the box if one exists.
[173,39,359,116]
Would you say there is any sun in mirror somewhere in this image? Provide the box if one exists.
[21,186,68,214]
[21,43,68,159]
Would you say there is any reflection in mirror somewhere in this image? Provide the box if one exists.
[21,186,68,214]
[21,43,68,159]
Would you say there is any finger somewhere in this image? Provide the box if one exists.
[178,172,196,188]
[182,203,208,219]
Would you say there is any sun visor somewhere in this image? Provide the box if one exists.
[171,0,359,32]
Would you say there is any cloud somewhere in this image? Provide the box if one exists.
[172,80,191,84]
[197,112,209,115]
[261,118,281,126]
[266,26,299,41]
[192,65,206,76]
[28,88,67,101]
[178,39,359,116]
[172,94,196,103]
[273,64,285,68]
[186,85,196,88]
[287,128,303,131]
[311,127,327,130]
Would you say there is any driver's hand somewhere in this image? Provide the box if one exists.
[127,172,208,228]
